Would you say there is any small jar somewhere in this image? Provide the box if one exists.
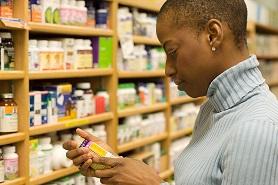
[0,148,4,183]
[3,146,18,180]
[0,94,18,133]
[74,90,85,118]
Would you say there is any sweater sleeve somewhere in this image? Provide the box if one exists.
[221,120,278,185]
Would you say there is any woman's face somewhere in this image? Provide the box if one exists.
[156,20,220,98]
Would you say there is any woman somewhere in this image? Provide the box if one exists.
[63,0,278,184]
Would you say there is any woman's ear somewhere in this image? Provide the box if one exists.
[206,19,224,51]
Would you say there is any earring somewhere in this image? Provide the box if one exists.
[211,47,216,52]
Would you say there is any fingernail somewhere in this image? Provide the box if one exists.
[87,153,93,158]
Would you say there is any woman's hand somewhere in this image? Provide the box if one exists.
[63,128,117,176]
[80,156,162,185]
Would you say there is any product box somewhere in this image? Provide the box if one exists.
[44,84,72,121]
[41,91,48,124]
[30,91,42,126]
[0,0,13,18]
[91,37,112,68]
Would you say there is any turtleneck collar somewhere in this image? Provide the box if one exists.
[207,55,265,112]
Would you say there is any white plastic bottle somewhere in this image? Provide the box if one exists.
[3,146,18,180]
[37,40,50,71]
[76,0,87,25]
[39,137,53,173]
[74,39,84,69]
[93,125,107,143]
[37,147,46,175]
[82,39,93,69]
[0,149,4,183]
[60,0,71,25]
[68,0,77,25]
[76,82,93,116]
[74,90,85,118]
[48,41,64,70]
[29,40,40,71]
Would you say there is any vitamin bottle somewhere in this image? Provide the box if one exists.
[39,137,53,173]
[76,82,94,116]
[0,32,15,71]
[74,90,85,118]
[0,93,18,133]
[0,148,4,183]
[29,40,40,71]
[3,146,18,180]
[37,40,50,71]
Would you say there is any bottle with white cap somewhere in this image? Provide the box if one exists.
[74,90,85,118]
[74,39,84,69]
[93,124,107,143]
[39,137,53,173]
[76,82,94,116]
[29,40,40,71]
[82,39,93,69]
[0,148,4,183]
[76,0,87,25]
[37,40,50,71]
[48,41,64,70]
[3,146,18,180]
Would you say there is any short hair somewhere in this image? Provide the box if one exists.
[158,0,248,48]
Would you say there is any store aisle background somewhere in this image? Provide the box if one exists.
[0,0,277,184]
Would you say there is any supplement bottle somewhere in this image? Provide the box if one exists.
[0,93,18,133]
[37,40,50,71]
[0,32,15,70]
[0,148,4,183]
[3,146,18,180]
[76,82,94,116]
[29,40,40,71]
[39,137,53,173]
[74,90,85,118]
[96,91,109,112]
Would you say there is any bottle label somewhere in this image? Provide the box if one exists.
[4,158,18,180]
[0,160,4,182]
[0,106,18,132]
[39,51,50,70]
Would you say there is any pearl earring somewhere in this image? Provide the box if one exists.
[211,47,216,52]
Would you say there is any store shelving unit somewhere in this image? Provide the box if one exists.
[117,133,168,153]
[29,69,113,80]
[2,0,277,184]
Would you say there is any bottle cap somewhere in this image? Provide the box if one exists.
[29,40,38,47]
[74,39,84,46]
[37,40,48,48]
[39,137,51,145]
[48,41,59,48]
[76,82,91,90]
[60,133,72,142]
[74,90,84,97]
[93,125,105,131]
[0,93,13,99]
[3,146,16,153]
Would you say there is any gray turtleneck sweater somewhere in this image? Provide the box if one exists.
[166,55,278,185]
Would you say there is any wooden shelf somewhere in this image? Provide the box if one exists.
[29,69,113,80]
[256,23,278,35]
[0,133,26,146]
[0,19,27,31]
[2,177,26,185]
[30,166,79,185]
[29,22,114,36]
[0,71,25,80]
[117,133,168,153]
[257,55,278,61]
[170,128,193,140]
[268,80,278,87]
[118,0,165,12]
[30,112,113,136]
[118,103,168,118]
[171,96,205,105]
[129,151,154,161]
[133,35,161,45]
[118,70,165,78]
[159,168,174,179]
